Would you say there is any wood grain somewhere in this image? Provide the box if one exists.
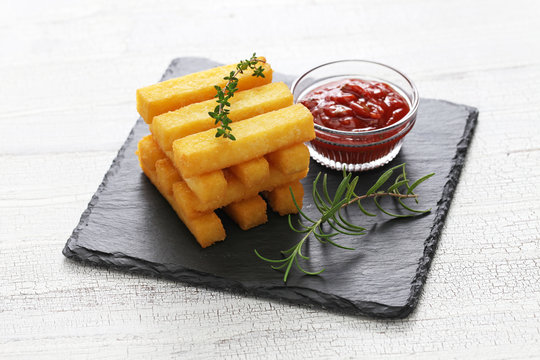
[1,0,539,358]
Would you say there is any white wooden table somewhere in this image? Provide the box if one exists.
[1,0,539,358]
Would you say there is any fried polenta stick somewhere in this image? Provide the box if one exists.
[137,58,272,124]
[151,82,292,152]
[172,104,315,178]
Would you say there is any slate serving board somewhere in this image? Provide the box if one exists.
[63,57,478,318]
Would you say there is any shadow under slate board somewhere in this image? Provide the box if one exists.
[63,57,478,318]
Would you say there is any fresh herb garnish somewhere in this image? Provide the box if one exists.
[209,53,266,140]
[255,163,435,283]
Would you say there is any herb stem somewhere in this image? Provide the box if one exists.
[341,192,418,208]
[218,58,266,114]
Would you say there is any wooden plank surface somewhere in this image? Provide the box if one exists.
[1,0,539,358]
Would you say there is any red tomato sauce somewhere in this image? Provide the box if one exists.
[299,78,413,168]
[300,78,410,132]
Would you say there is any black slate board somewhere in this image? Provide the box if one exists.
[63,57,478,318]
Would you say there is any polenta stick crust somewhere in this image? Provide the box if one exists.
[137,59,272,124]
[224,195,268,230]
[228,157,270,187]
[137,135,166,172]
[183,170,227,204]
[265,143,311,175]
[151,82,292,152]
[266,181,305,216]
[172,104,315,178]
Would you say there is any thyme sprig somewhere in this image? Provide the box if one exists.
[209,53,266,140]
[255,163,435,283]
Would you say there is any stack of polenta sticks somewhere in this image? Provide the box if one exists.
[136,58,315,248]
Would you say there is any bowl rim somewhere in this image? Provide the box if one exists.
[290,59,419,136]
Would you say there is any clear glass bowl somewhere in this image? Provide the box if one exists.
[291,60,419,172]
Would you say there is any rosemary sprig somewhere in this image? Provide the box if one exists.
[255,163,435,283]
[208,53,266,140]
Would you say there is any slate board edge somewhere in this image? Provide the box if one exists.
[62,57,478,319]
[63,243,404,318]
[401,103,478,317]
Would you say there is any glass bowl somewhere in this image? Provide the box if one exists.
[291,60,419,172]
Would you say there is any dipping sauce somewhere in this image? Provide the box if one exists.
[296,77,416,171]
[300,78,410,132]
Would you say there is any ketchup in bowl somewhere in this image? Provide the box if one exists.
[300,78,410,132]
[292,60,418,172]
